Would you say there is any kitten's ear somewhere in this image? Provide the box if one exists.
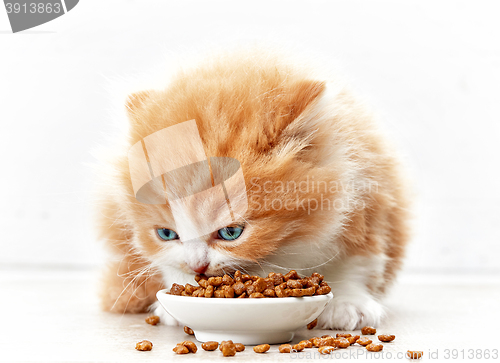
[125,90,155,116]
[284,80,326,119]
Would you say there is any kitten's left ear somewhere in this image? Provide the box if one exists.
[284,80,326,120]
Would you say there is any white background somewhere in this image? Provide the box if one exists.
[1,0,499,275]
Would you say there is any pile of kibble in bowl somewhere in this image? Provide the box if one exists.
[167,270,331,298]
[136,270,422,359]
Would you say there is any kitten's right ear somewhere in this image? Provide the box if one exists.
[125,90,154,116]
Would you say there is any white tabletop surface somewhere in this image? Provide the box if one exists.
[1,269,498,362]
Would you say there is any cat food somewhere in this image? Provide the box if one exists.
[201,341,219,351]
[407,350,424,359]
[347,335,360,345]
[220,341,237,357]
[253,344,271,353]
[181,341,198,353]
[299,340,313,348]
[135,340,153,351]
[307,318,318,330]
[378,334,395,342]
[167,270,331,298]
[279,344,292,353]
[318,346,336,355]
[145,315,160,325]
[184,326,194,335]
[366,343,384,352]
[234,343,245,352]
[356,337,372,346]
[173,344,189,354]
[361,326,377,335]
[334,337,350,348]
[292,342,306,352]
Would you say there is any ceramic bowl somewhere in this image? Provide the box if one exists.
[156,289,333,345]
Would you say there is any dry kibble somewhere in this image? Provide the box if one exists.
[378,334,395,342]
[347,335,360,345]
[292,343,305,352]
[407,351,424,359]
[318,346,336,355]
[279,344,292,353]
[201,341,219,351]
[136,340,153,351]
[221,342,237,357]
[310,337,321,347]
[334,337,350,348]
[234,343,245,352]
[361,326,377,335]
[318,336,335,347]
[356,337,372,346]
[167,270,331,298]
[145,315,160,325]
[366,343,384,352]
[172,344,189,354]
[253,344,270,353]
[181,341,197,353]
[184,326,194,335]
[336,333,351,338]
[307,318,318,330]
[299,340,313,348]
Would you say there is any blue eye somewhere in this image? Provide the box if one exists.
[156,228,179,241]
[217,226,244,241]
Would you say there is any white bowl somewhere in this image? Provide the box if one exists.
[156,289,333,345]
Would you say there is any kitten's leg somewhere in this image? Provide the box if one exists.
[99,255,164,314]
[317,255,386,330]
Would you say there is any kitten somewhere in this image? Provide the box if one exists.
[96,50,410,330]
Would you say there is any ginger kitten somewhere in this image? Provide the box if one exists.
[96,50,410,330]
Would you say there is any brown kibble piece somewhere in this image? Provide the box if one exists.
[361,326,377,335]
[219,340,234,351]
[136,340,153,351]
[307,318,318,330]
[221,342,237,357]
[205,285,214,298]
[170,283,185,295]
[145,315,160,325]
[184,283,196,295]
[287,279,303,289]
[378,334,395,342]
[347,335,360,345]
[253,344,270,353]
[334,337,350,348]
[242,274,251,282]
[299,340,313,348]
[336,333,351,338]
[214,289,225,298]
[253,277,267,293]
[366,343,383,352]
[237,292,247,298]
[172,344,188,354]
[194,274,203,282]
[316,285,331,295]
[208,276,223,287]
[310,337,321,347]
[234,343,245,352]
[279,344,292,353]
[318,336,335,347]
[232,281,246,295]
[249,292,265,298]
[284,270,300,281]
[234,270,242,281]
[318,346,335,355]
[184,326,194,335]
[407,351,424,359]
[263,288,276,297]
[202,341,219,351]
[292,343,306,352]
[181,341,197,353]
[222,274,234,285]
[356,337,372,346]
[224,285,235,298]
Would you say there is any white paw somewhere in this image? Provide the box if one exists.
[318,296,384,330]
[149,301,180,326]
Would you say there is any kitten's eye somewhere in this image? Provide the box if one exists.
[217,226,244,241]
[156,228,179,241]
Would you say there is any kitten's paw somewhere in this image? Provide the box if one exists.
[149,301,180,326]
[318,296,384,330]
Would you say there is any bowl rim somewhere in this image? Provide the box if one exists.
[156,289,333,305]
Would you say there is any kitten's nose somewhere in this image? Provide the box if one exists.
[192,264,209,274]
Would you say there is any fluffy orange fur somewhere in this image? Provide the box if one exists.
[96,50,410,328]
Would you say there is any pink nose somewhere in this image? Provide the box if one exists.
[192,264,209,274]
